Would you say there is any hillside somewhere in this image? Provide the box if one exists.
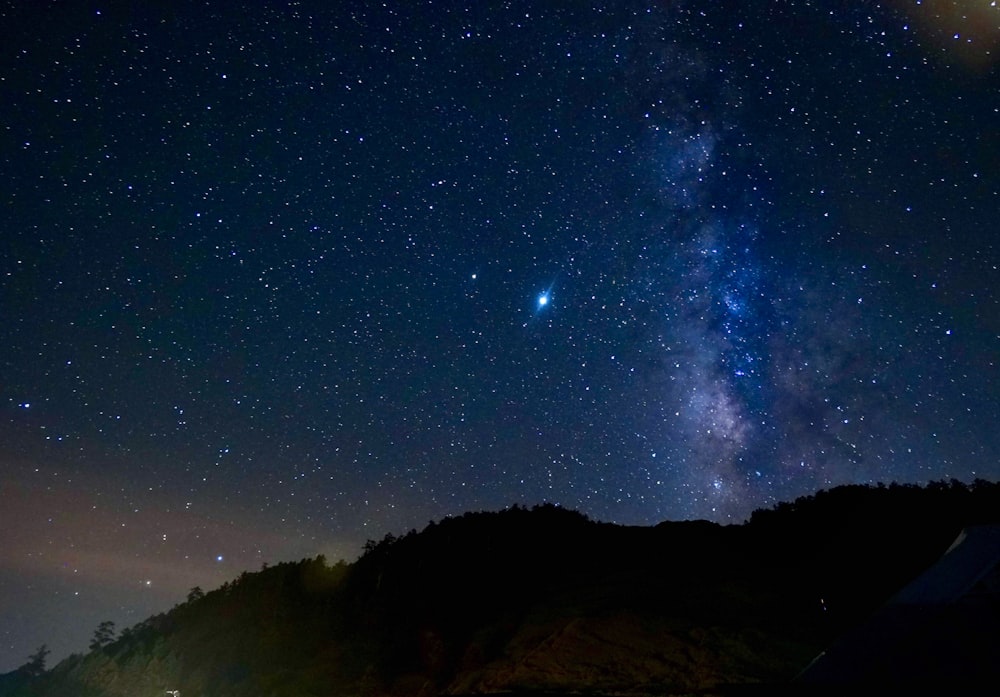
[3,480,999,697]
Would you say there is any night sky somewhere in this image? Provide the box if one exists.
[1,0,998,672]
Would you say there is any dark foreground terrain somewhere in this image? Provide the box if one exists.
[3,480,999,697]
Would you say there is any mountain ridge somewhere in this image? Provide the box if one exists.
[4,479,999,696]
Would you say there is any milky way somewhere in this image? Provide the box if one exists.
[1,0,997,672]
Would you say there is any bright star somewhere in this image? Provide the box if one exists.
[537,280,557,310]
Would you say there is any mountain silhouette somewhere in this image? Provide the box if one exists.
[3,479,999,696]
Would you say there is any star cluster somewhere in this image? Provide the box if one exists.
[1,0,997,672]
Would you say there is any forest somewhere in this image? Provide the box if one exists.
[2,479,998,696]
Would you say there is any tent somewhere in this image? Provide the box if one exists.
[796,524,1000,687]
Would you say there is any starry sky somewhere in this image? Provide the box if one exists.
[1,0,998,672]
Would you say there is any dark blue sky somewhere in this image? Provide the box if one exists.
[1,0,997,672]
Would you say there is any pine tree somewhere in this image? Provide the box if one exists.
[21,644,49,677]
[89,620,116,650]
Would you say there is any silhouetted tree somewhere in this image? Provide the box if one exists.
[20,644,49,677]
[187,586,205,603]
[363,532,398,556]
[89,620,116,650]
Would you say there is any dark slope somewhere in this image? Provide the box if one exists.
[3,480,999,697]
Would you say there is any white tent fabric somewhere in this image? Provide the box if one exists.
[797,525,1000,686]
